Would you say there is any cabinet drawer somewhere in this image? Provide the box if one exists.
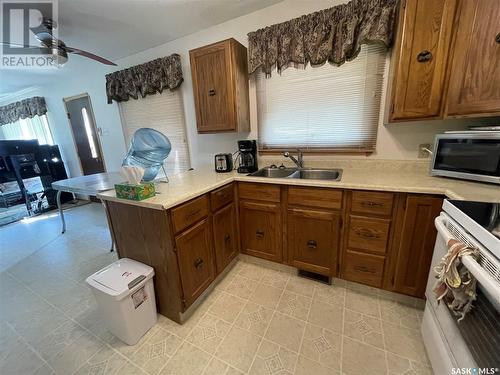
[239,182,280,202]
[171,195,209,233]
[351,191,394,217]
[342,250,385,288]
[210,183,234,212]
[288,186,342,210]
[347,216,390,254]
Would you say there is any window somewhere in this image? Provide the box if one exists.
[81,107,98,158]
[256,44,387,152]
[118,90,191,176]
[1,114,54,145]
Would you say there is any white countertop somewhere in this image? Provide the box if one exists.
[97,162,500,210]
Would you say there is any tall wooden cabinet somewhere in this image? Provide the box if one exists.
[189,38,250,133]
[387,0,500,122]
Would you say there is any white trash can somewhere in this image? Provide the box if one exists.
[86,258,157,345]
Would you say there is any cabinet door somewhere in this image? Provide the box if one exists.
[288,208,340,276]
[190,42,235,132]
[175,218,215,308]
[388,0,457,121]
[393,195,442,298]
[445,0,500,117]
[239,200,282,262]
[213,203,238,274]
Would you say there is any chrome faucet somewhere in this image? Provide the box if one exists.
[283,149,304,168]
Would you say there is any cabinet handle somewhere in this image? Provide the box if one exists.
[194,257,204,269]
[496,33,500,44]
[307,240,317,249]
[256,230,264,238]
[354,227,380,239]
[354,265,376,274]
[224,234,231,241]
[361,201,382,207]
[208,89,216,96]
[416,50,432,63]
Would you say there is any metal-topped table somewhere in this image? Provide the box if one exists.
[52,172,125,250]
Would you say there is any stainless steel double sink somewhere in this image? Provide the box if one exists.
[249,167,342,181]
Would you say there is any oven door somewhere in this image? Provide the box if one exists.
[426,213,500,370]
[430,133,500,184]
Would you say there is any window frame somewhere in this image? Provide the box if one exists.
[255,45,387,155]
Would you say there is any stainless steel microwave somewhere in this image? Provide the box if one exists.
[430,131,500,185]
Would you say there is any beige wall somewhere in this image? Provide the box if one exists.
[116,0,495,167]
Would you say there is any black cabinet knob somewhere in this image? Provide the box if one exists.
[307,240,317,249]
[416,50,432,63]
[194,257,204,269]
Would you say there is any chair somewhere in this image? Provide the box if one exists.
[122,128,171,182]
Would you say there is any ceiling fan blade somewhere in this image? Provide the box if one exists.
[64,46,116,66]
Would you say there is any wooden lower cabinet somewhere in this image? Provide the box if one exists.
[392,195,442,298]
[175,218,215,308]
[213,203,238,274]
[288,208,340,276]
[239,200,282,262]
[107,184,444,324]
[342,250,385,288]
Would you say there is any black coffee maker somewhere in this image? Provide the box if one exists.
[237,140,258,173]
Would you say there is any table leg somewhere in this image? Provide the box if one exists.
[101,199,115,253]
[57,190,66,234]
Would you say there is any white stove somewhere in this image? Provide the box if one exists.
[422,200,500,374]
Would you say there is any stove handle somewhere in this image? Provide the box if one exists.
[434,215,500,307]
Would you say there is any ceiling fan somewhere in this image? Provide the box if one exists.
[0,18,116,66]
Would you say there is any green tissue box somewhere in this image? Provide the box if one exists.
[115,182,155,201]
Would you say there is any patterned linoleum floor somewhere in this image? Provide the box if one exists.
[0,203,432,374]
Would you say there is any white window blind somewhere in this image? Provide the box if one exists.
[1,114,54,145]
[256,44,387,152]
[118,91,191,176]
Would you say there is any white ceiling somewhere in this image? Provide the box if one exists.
[0,0,281,98]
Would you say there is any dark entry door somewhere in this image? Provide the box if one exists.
[64,94,105,175]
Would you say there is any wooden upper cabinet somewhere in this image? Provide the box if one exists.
[189,38,250,133]
[388,0,457,122]
[445,0,500,117]
[393,195,442,298]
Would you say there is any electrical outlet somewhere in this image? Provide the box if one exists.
[418,143,431,158]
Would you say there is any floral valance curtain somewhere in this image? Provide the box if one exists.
[247,0,398,76]
[105,53,183,104]
[0,96,47,126]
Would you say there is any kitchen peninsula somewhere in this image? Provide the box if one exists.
[98,160,500,323]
